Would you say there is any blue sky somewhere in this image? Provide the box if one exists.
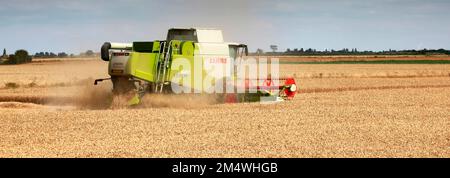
[1,0,449,54]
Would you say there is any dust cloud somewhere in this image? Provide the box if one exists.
[49,81,219,110]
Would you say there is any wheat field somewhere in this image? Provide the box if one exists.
[0,57,449,157]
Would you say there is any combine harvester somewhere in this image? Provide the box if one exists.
[95,28,297,105]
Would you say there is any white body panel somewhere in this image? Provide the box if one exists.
[110,43,132,49]
[196,43,229,55]
[196,29,224,43]
[197,43,233,81]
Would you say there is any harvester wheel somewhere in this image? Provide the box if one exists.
[214,77,237,103]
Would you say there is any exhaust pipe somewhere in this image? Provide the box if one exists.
[101,42,133,61]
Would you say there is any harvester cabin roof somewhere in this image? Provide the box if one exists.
[167,28,224,43]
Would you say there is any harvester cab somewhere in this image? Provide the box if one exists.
[95,28,296,105]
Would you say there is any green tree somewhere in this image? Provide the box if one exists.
[256,48,264,54]
[2,48,6,57]
[7,49,31,64]
[58,52,68,58]
[85,50,94,57]
[270,45,278,53]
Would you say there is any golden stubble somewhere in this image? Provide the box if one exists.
[0,58,449,158]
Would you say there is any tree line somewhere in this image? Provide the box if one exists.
[34,50,95,58]
[254,48,450,56]
[1,49,32,64]
[0,49,97,65]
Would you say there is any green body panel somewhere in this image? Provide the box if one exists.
[169,54,197,90]
[152,41,160,52]
[126,40,197,84]
[167,41,203,92]
[127,52,158,82]
[170,41,182,55]
[125,40,230,93]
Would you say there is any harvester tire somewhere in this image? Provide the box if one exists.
[214,77,236,103]
[101,42,111,61]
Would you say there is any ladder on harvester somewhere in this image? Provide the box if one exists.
[128,41,170,105]
[154,41,172,93]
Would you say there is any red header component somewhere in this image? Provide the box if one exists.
[209,58,227,64]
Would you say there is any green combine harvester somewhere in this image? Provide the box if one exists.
[95,28,297,105]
